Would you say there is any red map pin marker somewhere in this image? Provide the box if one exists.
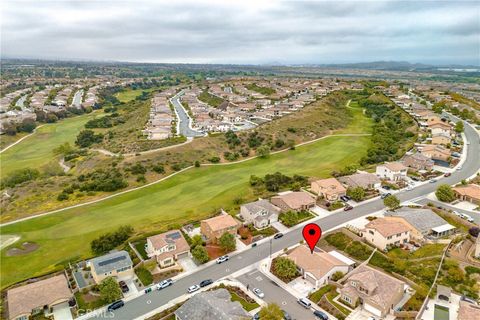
[302,223,322,253]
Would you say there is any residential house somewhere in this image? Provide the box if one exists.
[452,184,480,205]
[362,217,410,250]
[338,173,381,190]
[270,191,316,212]
[402,153,434,171]
[420,144,451,163]
[310,178,347,201]
[339,265,407,317]
[428,119,452,136]
[200,214,240,244]
[385,208,455,239]
[375,162,408,181]
[239,199,281,229]
[431,133,451,146]
[287,245,351,288]
[474,236,480,259]
[174,288,250,320]
[89,250,134,284]
[7,275,73,320]
[146,230,190,268]
[458,301,480,320]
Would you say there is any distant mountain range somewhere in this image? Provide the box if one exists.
[280,61,480,71]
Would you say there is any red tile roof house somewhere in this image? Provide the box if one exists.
[339,265,408,317]
[338,173,381,190]
[402,153,434,171]
[287,245,351,288]
[146,230,191,268]
[7,274,73,320]
[310,178,347,201]
[200,214,240,244]
[362,217,411,251]
[270,191,316,212]
[452,184,480,205]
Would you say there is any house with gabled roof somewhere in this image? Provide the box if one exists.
[311,178,347,201]
[270,191,315,212]
[375,162,408,181]
[239,199,281,229]
[88,250,133,284]
[146,230,190,268]
[362,217,410,250]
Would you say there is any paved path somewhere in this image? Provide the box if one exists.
[0,124,45,153]
[86,118,479,320]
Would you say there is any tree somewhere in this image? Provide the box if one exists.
[273,257,298,280]
[90,225,134,255]
[331,271,345,281]
[435,184,456,203]
[191,245,209,264]
[468,227,480,237]
[191,234,205,247]
[455,121,464,133]
[383,195,400,210]
[18,119,36,133]
[99,277,122,303]
[256,145,271,158]
[75,130,104,148]
[258,303,284,320]
[219,232,236,252]
[347,187,366,202]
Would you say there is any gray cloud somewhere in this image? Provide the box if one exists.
[1,0,479,65]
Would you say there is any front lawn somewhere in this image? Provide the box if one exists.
[230,292,260,311]
[135,266,153,286]
[279,210,314,227]
[309,284,333,303]
[134,240,149,260]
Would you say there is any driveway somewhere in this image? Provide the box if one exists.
[236,270,318,320]
[177,256,199,273]
[271,221,289,233]
[52,302,73,320]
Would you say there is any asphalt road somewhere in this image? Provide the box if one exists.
[170,92,204,137]
[96,120,479,320]
[236,270,318,320]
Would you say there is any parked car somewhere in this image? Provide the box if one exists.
[411,176,420,181]
[343,205,353,211]
[253,288,264,298]
[444,172,451,177]
[216,255,229,264]
[461,295,477,305]
[274,233,284,239]
[453,211,462,217]
[157,279,173,290]
[382,185,391,190]
[187,285,200,293]
[297,297,312,308]
[313,310,329,320]
[107,300,124,312]
[199,279,213,287]
[406,185,413,191]
[456,165,463,171]
[340,195,351,202]
[119,281,129,293]
[251,242,258,248]
[429,179,437,183]
[381,193,391,199]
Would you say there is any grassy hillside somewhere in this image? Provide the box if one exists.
[0,112,100,177]
[0,105,372,288]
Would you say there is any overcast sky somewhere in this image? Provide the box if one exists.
[1,0,479,65]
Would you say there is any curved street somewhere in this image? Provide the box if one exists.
[170,91,204,138]
[90,119,480,320]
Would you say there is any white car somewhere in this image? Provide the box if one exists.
[157,279,173,290]
[406,185,413,191]
[453,211,462,217]
[456,166,463,171]
[187,285,200,293]
[216,255,229,264]
[253,288,264,298]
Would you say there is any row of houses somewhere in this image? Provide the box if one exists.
[143,90,176,140]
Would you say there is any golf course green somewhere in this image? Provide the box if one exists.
[0,112,101,177]
[0,106,372,288]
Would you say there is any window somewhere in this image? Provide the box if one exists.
[387,236,392,240]
[351,281,357,287]
[369,230,374,235]
[343,295,352,304]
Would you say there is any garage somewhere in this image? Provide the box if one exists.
[364,303,383,317]
[176,251,190,259]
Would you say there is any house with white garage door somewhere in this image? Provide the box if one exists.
[287,245,351,288]
[339,265,408,317]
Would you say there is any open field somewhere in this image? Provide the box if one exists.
[0,132,28,150]
[0,105,372,288]
[0,112,101,177]
[114,87,158,103]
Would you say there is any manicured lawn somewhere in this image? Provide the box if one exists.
[0,106,373,288]
[388,244,446,259]
[434,304,449,320]
[0,112,100,177]
[134,240,149,260]
[114,87,158,103]
[230,292,260,311]
[309,284,333,303]
[327,292,352,315]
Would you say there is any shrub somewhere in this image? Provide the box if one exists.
[219,232,236,252]
[191,245,209,264]
[468,227,480,237]
[271,257,298,282]
[90,225,134,255]
[152,164,165,174]
[75,130,104,148]
[1,168,40,188]
[435,184,456,203]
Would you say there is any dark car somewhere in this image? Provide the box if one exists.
[380,193,391,199]
[313,310,329,320]
[411,176,420,181]
[107,300,124,312]
[444,172,451,177]
[273,233,284,239]
[253,310,291,320]
[382,185,391,190]
[200,279,213,287]
[251,242,258,247]
[343,205,353,211]
[119,281,129,293]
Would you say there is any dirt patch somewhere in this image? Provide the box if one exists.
[82,292,101,303]
[205,244,225,260]
[6,242,39,256]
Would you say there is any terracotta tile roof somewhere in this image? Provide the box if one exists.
[458,301,480,320]
[383,162,407,172]
[7,275,72,319]
[271,192,315,210]
[365,218,411,237]
[202,214,239,232]
[341,265,405,311]
[287,245,348,280]
[452,184,480,200]
[147,229,190,254]
[338,173,380,189]
[311,178,347,194]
